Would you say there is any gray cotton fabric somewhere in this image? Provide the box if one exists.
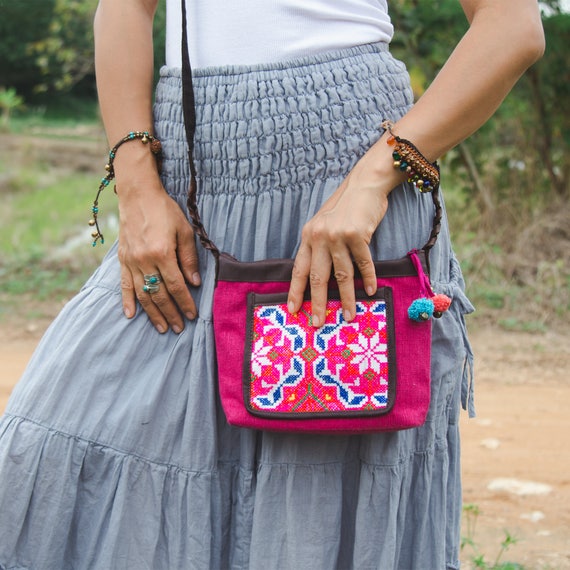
[0,43,474,570]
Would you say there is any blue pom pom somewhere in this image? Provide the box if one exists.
[408,298,434,322]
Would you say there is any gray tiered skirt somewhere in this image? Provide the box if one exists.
[0,43,474,570]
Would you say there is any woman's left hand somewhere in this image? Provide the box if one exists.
[287,141,402,327]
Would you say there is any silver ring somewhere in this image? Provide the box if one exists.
[142,283,160,294]
[143,273,162,285]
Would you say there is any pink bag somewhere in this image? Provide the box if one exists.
[180,2,446,433]
[212,250,438,433]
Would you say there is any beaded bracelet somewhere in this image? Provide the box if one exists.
[89,131,163,246]
[381,120,440,193]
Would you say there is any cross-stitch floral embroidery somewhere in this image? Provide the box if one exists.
[248,298,392,415]
[348,332,387,375]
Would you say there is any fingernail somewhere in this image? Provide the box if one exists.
[156,324,166,334]
[344,309,352,321]
[366,285,374,296]
[288,301,295,314]
[312,315,320,328]
[192,272,201,286]
[124,307,133,319]
[172,324,183,334]
[186,311,196,320]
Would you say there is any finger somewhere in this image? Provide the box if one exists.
[144,287,185,333]
[159,258,198,322]
[135,276,170,334]
[350,240,377,297]
[308,246,332,328]
[288,244,311,315]
[331,246,356,322]
[143,264,194,332]
[120,266,137,319]
[177,225,201,287]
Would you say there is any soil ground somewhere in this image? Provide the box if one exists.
[1,319,569,569]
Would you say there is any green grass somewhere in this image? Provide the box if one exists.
[9,96,100,135]
[0,261,92,301]
[0,100,113,316]
[461,504,525,570]
[0,160,117,310]
[442,167,570,331]
[0,171,116,258]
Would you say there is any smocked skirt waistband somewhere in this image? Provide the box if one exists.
[155,42,414,197]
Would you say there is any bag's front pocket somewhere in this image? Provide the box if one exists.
[244,288,396,419]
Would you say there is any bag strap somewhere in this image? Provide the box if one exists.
[180,0,441,259]
[181,0,221,261]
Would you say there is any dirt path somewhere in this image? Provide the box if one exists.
[1,324,569,569]
[459,328,570,569]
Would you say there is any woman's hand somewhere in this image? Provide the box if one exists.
[116,160,200,334]
[287,139,403,327]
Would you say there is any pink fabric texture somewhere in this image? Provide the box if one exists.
[213,253,432,433]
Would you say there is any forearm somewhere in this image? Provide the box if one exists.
[94,0,160,192]
[390,0,545,161]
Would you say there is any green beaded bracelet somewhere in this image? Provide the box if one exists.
[89,131,163,246]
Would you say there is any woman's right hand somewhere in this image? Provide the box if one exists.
[115,151,200,334]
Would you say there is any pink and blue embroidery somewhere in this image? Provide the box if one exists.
[248,299,392,414]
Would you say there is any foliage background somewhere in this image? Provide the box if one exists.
[0,0,569,330]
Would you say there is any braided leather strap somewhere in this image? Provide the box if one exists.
[424,186,442,252]
[181,0,220,261]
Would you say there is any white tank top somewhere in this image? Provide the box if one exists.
[165,0,393,69]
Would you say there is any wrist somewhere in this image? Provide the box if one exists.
[113,148,163,197]
[111,133,164,197]
[365,133,408,193]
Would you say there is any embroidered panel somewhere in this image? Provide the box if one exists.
[245,290,395,418]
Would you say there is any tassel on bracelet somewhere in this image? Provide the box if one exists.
[89,131,163,246]
[381,120,440,193]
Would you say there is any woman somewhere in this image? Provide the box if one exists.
[0,1,543,568]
